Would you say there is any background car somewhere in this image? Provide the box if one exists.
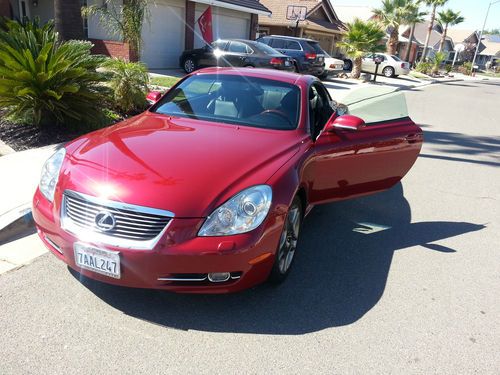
[319,50,345,79]
[361,53,411,77]
[343,54,411,77]
[256,35,325,77]
[179,39,295,73]
[32,68,423,294]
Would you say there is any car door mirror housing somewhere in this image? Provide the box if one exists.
[325,115,365,132]
[146,91,162,105]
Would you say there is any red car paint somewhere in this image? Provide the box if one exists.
[32,68,423,293]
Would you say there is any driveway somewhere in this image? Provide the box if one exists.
[0,81,499,374]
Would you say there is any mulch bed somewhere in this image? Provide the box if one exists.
[0,110,83,151]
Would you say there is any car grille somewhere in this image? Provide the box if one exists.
[62,191,172,241]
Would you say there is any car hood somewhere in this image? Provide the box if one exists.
[61,112,300,218]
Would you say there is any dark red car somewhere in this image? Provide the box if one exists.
[32,68,423,293]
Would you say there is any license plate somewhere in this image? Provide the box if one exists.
[319,57,324,62]
[74,243,121,279]
[285,60,291,66]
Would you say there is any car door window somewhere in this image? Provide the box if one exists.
[228,41,250,54]
[309,83,334,139]
[270,39,286,49]
[211,40,228,51]
[285,41,301,50]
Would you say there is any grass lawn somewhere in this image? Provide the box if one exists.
[150,75,181,88]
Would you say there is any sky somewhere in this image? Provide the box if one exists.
[336,0,500,32]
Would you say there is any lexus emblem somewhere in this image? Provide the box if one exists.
[95,211,116,232]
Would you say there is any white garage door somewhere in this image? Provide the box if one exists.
[194,6,250,48]
[142,2,185,69]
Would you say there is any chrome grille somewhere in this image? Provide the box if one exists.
[62,190,172,244]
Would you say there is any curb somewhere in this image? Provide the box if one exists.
[0,138,15,156]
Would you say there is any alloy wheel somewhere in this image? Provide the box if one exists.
[383,66,394,77]
[276,202,301,275]
[184,59,195,73]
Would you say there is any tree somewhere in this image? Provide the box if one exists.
[420,0,448,62]
[373,0,413,55]
[404,2,427,62]
[437,9,464,52]
[82,0,149,60]
[338,19,386,79]
[54,0,84,41]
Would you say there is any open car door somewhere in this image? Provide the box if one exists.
[309,85,423,204]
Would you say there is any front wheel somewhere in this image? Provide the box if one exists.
[268,197,302,283]
[183,58,197,74]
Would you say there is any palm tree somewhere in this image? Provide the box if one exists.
[437,9,464,52]
[373,0,413,55]
[338,19,386,79]
[54,0,84,40]
[420,0,448,62]
[404,3,427,62]
[82,0,149,60]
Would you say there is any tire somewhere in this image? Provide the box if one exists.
[382,66,395,77]
[183,58,197,74]
[244,64,255,68]
[293,62,300,73]
[318,72,328,80]
[268,196,303,284]
[343,59,352,71]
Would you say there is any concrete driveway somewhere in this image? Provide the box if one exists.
[0,80,499,374]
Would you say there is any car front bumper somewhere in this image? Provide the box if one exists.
[32,188,283,294]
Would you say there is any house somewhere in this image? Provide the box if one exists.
[446,29,487,67]
[399,21,454,64]
[257,0,345,56]
[480,35,500,68]
[3,0,271,69]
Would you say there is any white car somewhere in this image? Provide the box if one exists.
[361,53,410,77]
[320,51,345,79]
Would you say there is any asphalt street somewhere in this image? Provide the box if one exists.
[0,80,499,374]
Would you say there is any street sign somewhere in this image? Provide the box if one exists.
[286,5,307,21]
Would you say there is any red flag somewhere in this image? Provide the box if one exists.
[197,6,213,44]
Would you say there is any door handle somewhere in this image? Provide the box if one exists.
[405,134,419,144]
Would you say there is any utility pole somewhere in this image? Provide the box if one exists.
[471,0,500,74]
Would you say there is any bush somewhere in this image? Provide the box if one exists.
[0,18,110,128]
[431,51,446,74]
[458,61,473,75]
[102,58,149,113]
[415,61,432,74]
[444,64,453,73]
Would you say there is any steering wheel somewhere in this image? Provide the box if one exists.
[259,109,292,127]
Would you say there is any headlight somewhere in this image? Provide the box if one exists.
[198,185,272,236]
[39,148,66,202]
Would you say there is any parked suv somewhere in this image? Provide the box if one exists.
[256,35,325,76]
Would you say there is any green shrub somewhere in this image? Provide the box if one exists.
[415,61,432,74]
[431,52,446,74]
[0,18,110,128]
[444,64,453,73]
[458,61,473,75]
[102,58,149,113]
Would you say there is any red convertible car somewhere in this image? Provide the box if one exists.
[32,68,423,293]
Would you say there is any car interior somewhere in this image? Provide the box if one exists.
[154,76,301,130]
[308,83,334,139]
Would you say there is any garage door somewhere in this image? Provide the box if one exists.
[142,2,185,69]
[194,6,250,48]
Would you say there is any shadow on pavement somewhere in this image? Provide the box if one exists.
[70,183,484,334]
[420,127,500,167]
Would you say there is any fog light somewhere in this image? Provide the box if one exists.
[208,272,230,283]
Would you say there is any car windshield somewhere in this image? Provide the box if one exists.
[255,42,281,55]
[391,55,402,61]
[152,74,300,130]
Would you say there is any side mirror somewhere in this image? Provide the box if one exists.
[325,115,365,132]
[146,91,162,105]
